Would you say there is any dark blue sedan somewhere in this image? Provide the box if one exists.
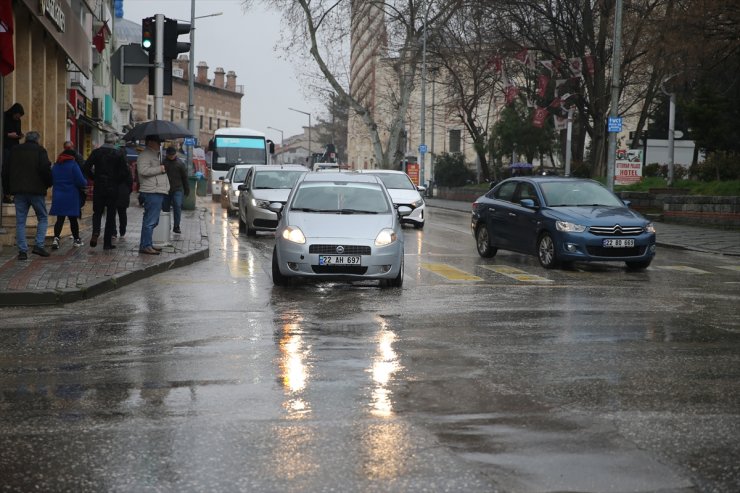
[471,177,656,269]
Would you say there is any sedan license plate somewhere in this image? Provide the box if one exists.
[602,238,635,248]
[318,255,362,265]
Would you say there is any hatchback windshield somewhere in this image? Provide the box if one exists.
[371,173,416,190]
[540,181,624,207]
[253,170,305,189]
[290,183,390,214]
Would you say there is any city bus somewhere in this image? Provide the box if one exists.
[207,127,272,201]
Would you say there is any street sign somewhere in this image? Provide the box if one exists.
[111,44,151,84]
[184,137,196,146]
[418,144,428,153]
[607,117,623,133]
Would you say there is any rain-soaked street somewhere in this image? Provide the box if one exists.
[1,203,739,492]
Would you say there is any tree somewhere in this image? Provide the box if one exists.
[489,101,556,167]
[259,0,463,168]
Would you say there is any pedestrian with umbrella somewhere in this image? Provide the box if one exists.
[137,135,169,255]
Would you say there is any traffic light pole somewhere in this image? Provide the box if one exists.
[154,14,165,120]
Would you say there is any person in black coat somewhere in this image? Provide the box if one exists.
[2,103,24,203]
[83,133,129,250]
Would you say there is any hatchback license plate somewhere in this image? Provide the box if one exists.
[602,238,635,248]
[318,255,362,265]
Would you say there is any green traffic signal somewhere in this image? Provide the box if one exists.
[141,16,155,51]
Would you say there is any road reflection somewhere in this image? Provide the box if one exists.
[370,316,402,417]
[277,316,311,418]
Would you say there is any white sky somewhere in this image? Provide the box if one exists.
[121,0,324,142]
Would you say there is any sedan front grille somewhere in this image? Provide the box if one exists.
[312,265,368,275]
[586,246,646,257]
[588,225,645,236]
[309,245,372,255]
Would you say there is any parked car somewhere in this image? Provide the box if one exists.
[471,177,657,269]
[220,164,253,214]
[357,169,425,228]
[271,172,411,287]
[237,164,307,236]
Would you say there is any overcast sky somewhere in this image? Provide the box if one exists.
[121,0,323,142]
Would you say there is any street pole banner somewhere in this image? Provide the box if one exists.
[615,149,643,185]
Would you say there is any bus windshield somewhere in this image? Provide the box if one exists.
[212,136,266,171]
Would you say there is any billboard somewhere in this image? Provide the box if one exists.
[615,149,643,185]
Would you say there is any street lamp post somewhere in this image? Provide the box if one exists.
[289,107,311,167]
[267,126,284,164]
[186,4,222,174]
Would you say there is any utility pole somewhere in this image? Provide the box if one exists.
[419,0,427,185]
[565,106,574,176]
[606,0,624,191]
[154,14,165,120]
[186,0,196,175]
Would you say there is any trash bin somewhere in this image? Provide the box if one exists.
[153,211,171,247]
[183,177,198,210]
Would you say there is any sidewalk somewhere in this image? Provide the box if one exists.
[0,198,210,306]
[426,197,740,257]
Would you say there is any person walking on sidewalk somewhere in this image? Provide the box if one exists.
[2,103,24,203]
[162,146,190,234]
[84,133,129,250]
[0,131,52,260]
[137,135,169,255]
[63,140,88,216]
[50,147,87,249]
[112,164,133,239]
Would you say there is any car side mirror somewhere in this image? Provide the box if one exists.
[237,184,248,192]
[268,202,283,213]
[622,199,632,208]
[223,178,230,184]
[397,205,412,217]
[520,198,538,209]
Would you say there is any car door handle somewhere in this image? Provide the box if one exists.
[508,212,517,217]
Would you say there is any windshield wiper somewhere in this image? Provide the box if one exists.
[291,207,334,213]
[338,208,378,214]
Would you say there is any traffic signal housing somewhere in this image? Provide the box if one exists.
[141,16,155,51]
[164,18,191,59]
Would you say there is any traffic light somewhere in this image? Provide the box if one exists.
[141,16,155,51]
[163,18,191,59]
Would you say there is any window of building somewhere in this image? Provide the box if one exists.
[170,109,174,121]
[449,129,461,153]
[199,115,203,129]
[209,117,213,130]
[217,118,221,128]
[147,105,152,120]
[181,110,185,120]
[225,120,229,128]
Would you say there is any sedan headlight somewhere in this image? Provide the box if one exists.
[374,228,398,246]
[556,220,587,233]
[645,222,656,234]
[282,226,306,244]
[411,198,424,208]
[223,184,230,192]
[252,198,271,209]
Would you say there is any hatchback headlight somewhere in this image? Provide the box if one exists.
[411,198,424,208]
[645,222,656,234]
[556,220,587,233]
[282,226,305,244]
[252,198,271,209]
[375,228,398,246]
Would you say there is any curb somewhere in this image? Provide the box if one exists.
[0,213,210,307]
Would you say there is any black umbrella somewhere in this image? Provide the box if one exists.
[122,120,193,142]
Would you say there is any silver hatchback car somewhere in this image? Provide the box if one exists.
[237,164,308,235]
[271,172,411,287]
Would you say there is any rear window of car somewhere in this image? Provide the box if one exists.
[493,181,518,202]
[291,183,390,213]
[372,173,416,190]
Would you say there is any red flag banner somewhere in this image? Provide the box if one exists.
[584,54,595,76]
[540,60,554,74]
[569,57,583,77]
[549,97,562,109]
[532,107,548,128]
[0,0,14,76]
[537,74,549,98]
[514,49,528,65]
[505,85,519,105]
[486,55,503,74]
[92,20,111,53]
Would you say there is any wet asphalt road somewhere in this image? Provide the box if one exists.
[0,203,739,492]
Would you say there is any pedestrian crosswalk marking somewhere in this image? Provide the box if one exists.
[479,265,554,283]
[421,262,482,281]
[653,266,711,274]
[719,266,740,272]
